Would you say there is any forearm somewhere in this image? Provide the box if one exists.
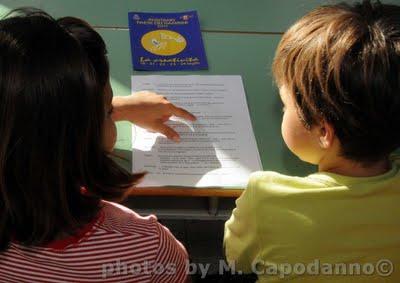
[111,96,131,121]
[111,92,195,141]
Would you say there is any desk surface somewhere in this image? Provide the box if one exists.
[3,0,399,197]
[105,28,311,197]
[1,0,350,32]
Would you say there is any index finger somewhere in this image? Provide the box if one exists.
[170,105,197,121]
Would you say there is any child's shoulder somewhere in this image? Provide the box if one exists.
[244,170,337,201]
[248,170,292,183]
[248,170,324,190]
[97,200,159,235]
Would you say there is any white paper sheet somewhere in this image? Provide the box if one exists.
[132,75,262,188]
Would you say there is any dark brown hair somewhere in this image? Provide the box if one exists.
[0,9,143,250]
[273,0,400,163]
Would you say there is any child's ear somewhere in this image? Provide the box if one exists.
[318,120,335,149]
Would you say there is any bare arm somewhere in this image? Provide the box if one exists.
[112,91,196,142]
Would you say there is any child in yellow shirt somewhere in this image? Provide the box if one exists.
[224,1,400,282]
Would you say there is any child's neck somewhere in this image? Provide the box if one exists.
[318,156,391,177]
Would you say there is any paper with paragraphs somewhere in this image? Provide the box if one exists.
[132,75,262,188]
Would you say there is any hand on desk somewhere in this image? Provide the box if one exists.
[112,91,196,142]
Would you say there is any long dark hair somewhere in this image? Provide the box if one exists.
[0,9,143,250]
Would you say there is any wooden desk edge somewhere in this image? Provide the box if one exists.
[128,187,244,197]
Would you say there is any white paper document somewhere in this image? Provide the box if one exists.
[132,75,262,188]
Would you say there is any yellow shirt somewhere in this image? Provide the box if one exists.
[224,156,400,282]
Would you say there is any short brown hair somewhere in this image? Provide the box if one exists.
[273,0,400,163]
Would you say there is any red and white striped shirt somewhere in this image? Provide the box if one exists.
[0,201,189,283]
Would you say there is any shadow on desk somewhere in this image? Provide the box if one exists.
[192,272,257,283]
[112,148,132,171]
[154,218,257,282]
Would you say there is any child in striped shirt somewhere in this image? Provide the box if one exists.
[0,8,194,283]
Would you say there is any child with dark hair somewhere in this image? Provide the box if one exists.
[224,1,400,282]
[0,9,194,282]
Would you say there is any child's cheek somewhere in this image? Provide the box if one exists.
[281,111,298,153]
[103,117,117,152]
[281,109,315,163]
